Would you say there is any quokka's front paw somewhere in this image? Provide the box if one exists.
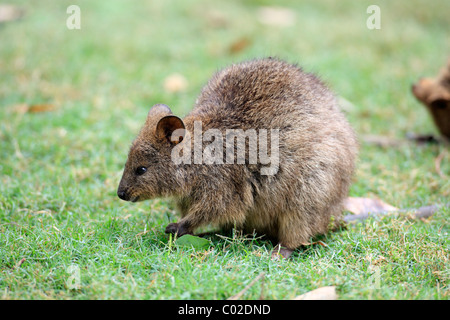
[165,222,191,237]
[165,223,179,234]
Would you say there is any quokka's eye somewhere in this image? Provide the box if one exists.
[135,166,147,176]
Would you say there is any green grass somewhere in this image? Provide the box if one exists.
[0,0,449,300]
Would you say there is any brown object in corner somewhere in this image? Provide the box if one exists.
[412,58,450,140]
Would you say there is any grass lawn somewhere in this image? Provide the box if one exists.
[0,0,449,300]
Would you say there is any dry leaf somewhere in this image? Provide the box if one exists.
[28,104,57,113]
[163,73,188,93]
[0,5,24,23]
[344,197,398,215]
[12,103,57,114]
[229,37,251,55]
[257,6,296,27]
[293,286,337,300]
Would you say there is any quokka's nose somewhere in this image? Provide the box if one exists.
[117,190,128,201]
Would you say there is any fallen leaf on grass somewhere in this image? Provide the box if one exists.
[293,286,337,300]
[0,5,24,23]
[27,104,57,113]
[12,103,57,114]
[257,6,296,27]
[344,197,398,215]
[228,37,251,55]
[175,234,211,250]
[163,73,188,93]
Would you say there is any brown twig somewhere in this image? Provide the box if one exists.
[12,258,26,270]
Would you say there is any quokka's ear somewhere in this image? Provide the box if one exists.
[156,115,186,145]
[427,88,450,108]
[412,78,434,102]
[148,104,173,118]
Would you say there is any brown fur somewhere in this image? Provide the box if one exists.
[412,58,450,140]
[117,58,358,258]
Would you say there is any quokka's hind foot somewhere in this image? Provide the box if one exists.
[271,244,294,259]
